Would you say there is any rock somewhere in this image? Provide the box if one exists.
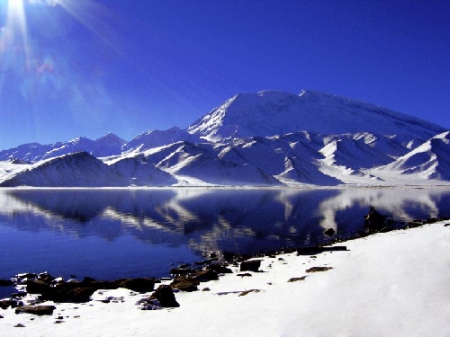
[149,285,179,308]
[208,263,233,274]
[324,228,336,236]
[38,272,55,283]
[288,276,307,282]
[408,221,423,228]
[240,260,261,272]
[15,305,56,316]
[16,273,37,282]
[0,300,18,309]
[170,267,194,276]
[115,278,155,293]
[297,246,347,255]
[14,323,26,327]
[27,280,51,294]
[306,266,333,273]
[236,273,252,277]
[364,206,387,232]
[239,289,261,297]
[49,285,97,303]
[24,274,159,303]
[193,268,219,282]
[194,259,214,266]
[170,276,199,292]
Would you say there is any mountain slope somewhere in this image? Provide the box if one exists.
[0,152,125,187]
[370,132,450,181]
[123,127,201,153]
[188,90,446,142]
[143,141,282,186]
[1,90,449,187]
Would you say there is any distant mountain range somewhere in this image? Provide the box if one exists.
[1,90,449,187]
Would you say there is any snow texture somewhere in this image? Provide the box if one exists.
[1,222,449,337]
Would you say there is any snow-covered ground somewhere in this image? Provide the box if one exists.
[1,221,449,337]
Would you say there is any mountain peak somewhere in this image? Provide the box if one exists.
[188,90,447,142]
[95,132,127,145]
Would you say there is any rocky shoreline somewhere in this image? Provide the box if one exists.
[1,207,449,320]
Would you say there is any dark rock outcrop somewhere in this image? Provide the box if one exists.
[193,268,219,282]
[149,285,179,308]
[26,275,156,303]
[240,260,261,272]
[114,278,156,293]
[15,305,56,316]
[170,277,200,292]
[0,299,19,309]
[297,246,348,255]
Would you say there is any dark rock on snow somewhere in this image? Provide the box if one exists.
[170,276,200,292]
[149,285,179,308]
[114,278,156,293]
[306,266,333,273]
[193,268,219,282]
[0,299,19,309]
[15,305,56,316]
[240,260,261,272]
[25,275,156,303]
[297,246,348,255]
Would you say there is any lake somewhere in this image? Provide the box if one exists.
[1,187,449,283]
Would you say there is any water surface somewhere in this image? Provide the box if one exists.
[0,187,449,282]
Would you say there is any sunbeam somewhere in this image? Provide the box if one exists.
[5,0,29,57]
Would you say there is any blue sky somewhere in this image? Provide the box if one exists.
[0,0,449,149]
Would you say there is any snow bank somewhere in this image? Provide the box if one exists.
[1,222,449,337]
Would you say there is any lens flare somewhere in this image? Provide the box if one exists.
[1,0,119,101]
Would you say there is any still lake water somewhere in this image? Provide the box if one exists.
[1,187,449,282]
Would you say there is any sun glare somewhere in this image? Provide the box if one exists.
[4,0,29,59]
[1,0,119,105]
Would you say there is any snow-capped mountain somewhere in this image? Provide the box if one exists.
[122,127,201,153]
[369,131,450,181]
[0,133,126,162]
[0,90,449,187]
[0,152,175,187]
[188,90,446,142]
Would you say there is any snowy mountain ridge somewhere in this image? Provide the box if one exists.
[0,90,449,187]
[188,90,446,142]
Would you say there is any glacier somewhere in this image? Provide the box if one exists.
[0,90,449,187]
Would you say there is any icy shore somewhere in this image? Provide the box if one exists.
[1,221,449,337]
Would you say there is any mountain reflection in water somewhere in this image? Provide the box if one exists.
[0,187,449,280]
